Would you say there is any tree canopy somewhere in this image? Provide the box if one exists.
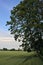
[6,0,43,55]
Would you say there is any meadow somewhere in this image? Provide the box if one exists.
[0,51,43,65]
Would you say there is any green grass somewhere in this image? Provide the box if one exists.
[0,51,43,65]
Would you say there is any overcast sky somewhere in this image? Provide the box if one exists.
[0,0,22,49]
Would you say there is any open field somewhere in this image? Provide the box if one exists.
[0,51,43,65]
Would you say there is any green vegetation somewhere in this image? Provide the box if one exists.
[6,0,43,54]
[0,51,43,65]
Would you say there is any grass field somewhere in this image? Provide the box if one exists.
[0,51,43,65]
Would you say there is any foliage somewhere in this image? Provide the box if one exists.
[6,0,43,54]
[10,48,15,51]
[3,48,8,51]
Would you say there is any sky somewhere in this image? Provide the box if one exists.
[0,0,22,49]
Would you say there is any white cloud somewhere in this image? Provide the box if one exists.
[0,29,22,49]
[0,37,14,42]
[0,36,22,49]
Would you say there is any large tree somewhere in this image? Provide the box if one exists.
[6,0,43,54]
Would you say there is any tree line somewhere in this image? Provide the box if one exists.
[0,48,22,51]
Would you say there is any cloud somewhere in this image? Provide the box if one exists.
[0,36,22,49]
[0,37,14,42]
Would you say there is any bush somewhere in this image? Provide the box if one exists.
[10,48,15,51]
[3,48,8,51]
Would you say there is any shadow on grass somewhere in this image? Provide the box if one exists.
[23,55,37,63]
[22,54,43,63]
[38,54,43,61]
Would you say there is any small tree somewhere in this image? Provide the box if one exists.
[10,48,15,51]
[3,48,8,51]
